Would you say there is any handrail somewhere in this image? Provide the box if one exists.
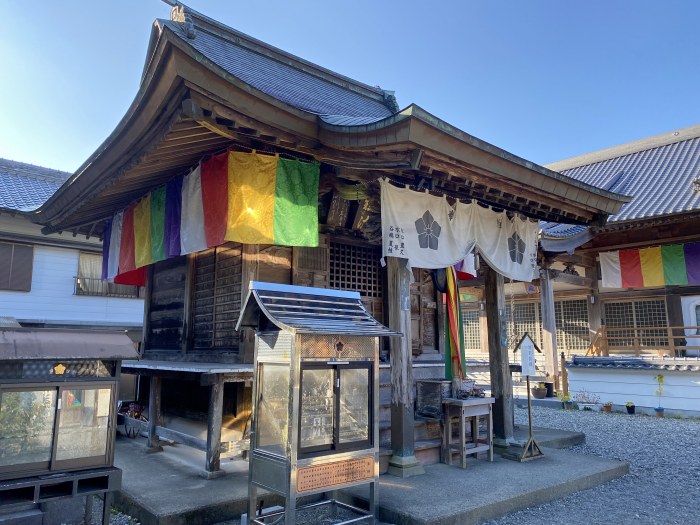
[74,276,143,298]
[585,325,700,357]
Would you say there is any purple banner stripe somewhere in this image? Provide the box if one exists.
[101,220,112,281]
[164,176,183,258]
[683,242,700,285]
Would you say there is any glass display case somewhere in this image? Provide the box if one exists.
[0,328,138,525]
[237,282,398,525]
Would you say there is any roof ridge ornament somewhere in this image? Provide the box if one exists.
[170,3,196,39]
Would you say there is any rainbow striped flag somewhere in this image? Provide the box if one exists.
[102,151,319,285]
[600,244,700,288]
[444,266,466,380]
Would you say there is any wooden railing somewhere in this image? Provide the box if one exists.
[586,325,700,357]
[74,276,143,299]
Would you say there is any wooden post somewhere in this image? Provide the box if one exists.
[666,294,685,357]
[147,375,163,452]
[560,352,568,397]
[386,257,424,477]
[484,265,514,445]
[540,268,559,389]
[586,265,602,354]
[205,376,225,477]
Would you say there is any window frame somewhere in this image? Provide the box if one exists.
[0,241,33,292]
[0,381,116,481]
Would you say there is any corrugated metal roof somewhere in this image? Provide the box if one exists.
[0,158,70,212]
[0,328,139,361]
[163,20,394,122]
[237,281,399,336]
[549,132,700,224]
[567,356,700,372]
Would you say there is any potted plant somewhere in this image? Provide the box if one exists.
[531,381,547,399]
[603,401,613,413]
[573,390,601,411]
[625,401,635,415]
[557,392,573,410]
[654,374,665,417]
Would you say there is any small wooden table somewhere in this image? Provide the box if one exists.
[441,397,495,468]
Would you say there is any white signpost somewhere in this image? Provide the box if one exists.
[514,333,544,461]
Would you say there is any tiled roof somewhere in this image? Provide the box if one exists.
[546,126,700,224]
[162,19,394,122]
[0,159,71,212]
[539,222,588,239]
[567,356,700,373]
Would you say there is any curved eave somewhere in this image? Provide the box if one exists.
[319,105,630,219]
[34,23,323,232]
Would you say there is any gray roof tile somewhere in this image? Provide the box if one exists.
[163,20,394,122]
[568,356,700,372]
[553,134,700,224]
[0,159,70,212]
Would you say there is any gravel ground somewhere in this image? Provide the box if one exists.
[484,405,700,525]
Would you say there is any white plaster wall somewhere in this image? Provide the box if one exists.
[567,367,700,411]
[0,245,144,325]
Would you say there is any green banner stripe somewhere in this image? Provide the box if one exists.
[661,244,687,286]
[273,158,319,247]
[150,186,166,263]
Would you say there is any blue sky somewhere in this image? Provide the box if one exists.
[2,0,699,173]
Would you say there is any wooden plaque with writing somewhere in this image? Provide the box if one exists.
[297,455,374,493]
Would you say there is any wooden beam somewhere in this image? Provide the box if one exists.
[484,265,514,443]
[386,256,424,477]
[147,376,163,452]
[206,377,225,474]
[539,268,559,386]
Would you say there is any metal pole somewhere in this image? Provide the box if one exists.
[527,376,533,440]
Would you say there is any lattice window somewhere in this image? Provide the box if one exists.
[461,309,481,353]
[555,299,590,354]
[604,299,668,349]
[504,302,541,348]
[191,243,243,351]
[329,242,382,297]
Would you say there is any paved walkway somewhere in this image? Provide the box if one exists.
[111,424,625,525]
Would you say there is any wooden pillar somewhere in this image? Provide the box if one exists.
[386,257,424,477]
[147,376,163,452]
[666,294,685,356]
[586,265,602,354]
[540,268,559,388]
[484,265,514,444]
[205,376,225,477]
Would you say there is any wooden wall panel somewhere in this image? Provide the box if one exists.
[146,256,188,352]
[293,234,329,288]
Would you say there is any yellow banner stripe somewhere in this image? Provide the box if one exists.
[640,246,664,287]
[225,152,277,244]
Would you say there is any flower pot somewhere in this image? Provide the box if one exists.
[603,405,612,413]
[531,387,547,399]
[626,405,635,415]
[654,407,665,417]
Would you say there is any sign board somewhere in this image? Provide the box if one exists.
[518,334,537,377]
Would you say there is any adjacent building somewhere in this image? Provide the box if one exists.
[0,158,144,340]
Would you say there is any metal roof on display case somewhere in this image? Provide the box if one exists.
[0,328,139,361]
[236,281,400,336]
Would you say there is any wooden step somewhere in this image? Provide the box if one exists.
[378,438,442,474]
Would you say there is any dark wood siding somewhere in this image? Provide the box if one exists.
[192,243,243,352]
[145,257,187,352]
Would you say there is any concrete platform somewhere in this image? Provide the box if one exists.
[113,430,625,525]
